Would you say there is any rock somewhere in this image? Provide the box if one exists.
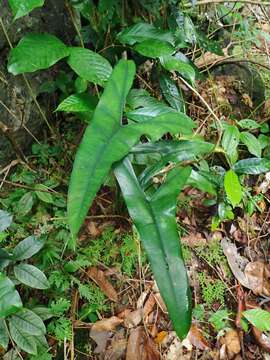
[0,0,74,167]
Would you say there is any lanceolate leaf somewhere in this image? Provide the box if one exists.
[8,33,70,75]
[56,93,97,113]
[68,59,195,237]
[117,22,174,45]
[67,47,112,87]
[222,125,240,164]
[13,236,44,261]
[8,0,44,19]
[0,319,9,350]
[159,73,185,112]
[134,39,174,58]
[9,309,46,336]
[9,320,37,355]
[160,55,195,84]
[240,131,262,158]
[243,309,270,332]
[114,158,192,339]
[0,274,22,318]
[233,158,270,174]
[0,210,13,232]
[224,169,242,207]
[14,264,49,289]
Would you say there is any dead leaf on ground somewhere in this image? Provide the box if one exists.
[91,316,123,332]
[90,316,123,355]
[252,326,270,353]
[87,266,118,302]
[104,329,127,360]
[87,221,102,237]
[220,329,241,360]
[194,51,226,69]
[153,292,167,313]
[187,324,210,350]
[221,238,249,288]
[244,261,270,297]
[143,293,156,319]
[164,334,192,360]
[124,309,143,328]
[126,326,160,360]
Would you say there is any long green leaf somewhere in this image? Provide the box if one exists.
[14,264,49,289]
[13,236,44,261]
[8,0,44,19]
[233,158,270,174]
[8,33,70,75]
[159,73,185,113]
[9,309,46,336]
[224,169,242,207]
[243,309,270,332]
[68,59,195,237]
[0,319,9,350]
[9,320,37,355]
[117,22,174,45]
[114,158,192,339]
[67,47,112,87]
[134,39,174,58]
[0,274,22,318]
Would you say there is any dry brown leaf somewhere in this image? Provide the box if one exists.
[244,261,270,297]
[137,290,149,309]
[90,317,123,355]
[104,329,127,360]
[143,293,156,319]
[126,327,160,360]
[87,266,118,302]
[252,326,270,353]
[187,324,210,350]
[221,329,241,360]
[221,238,249,288]
[124,309,143,328]
[153,292,167,313]
[87,221,101,237]
[194,51,226,69]
[92,316,123,332]
[164,335,191,360]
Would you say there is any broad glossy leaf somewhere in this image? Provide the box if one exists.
[233,158,270,174]
[14,264,49,289]
[159,73,185,112]
[13,236,44,261]
[17,192,34,216]
[134,39,174,58]
[67,47,112,87]
[131,140,213,188]
[117,22,174,45]
[35,184,53,204]
[240,131,262,158]
[8,0,44,19]
[56,93,97,113]
[222,125,240,164]
[188,170,217,195]
[0,210,13,232]
[68,59,195,237]
[160,55,195,84]
[0,274,22,317]
[9,320,37,355]
[224,170,242,207]
[238,119,260,130]
[243,309,270,332]
[0,319,9,349]
[8,33,70,75]
[0,248,11,271]
[9,309,45,336]
[114,158,192,339]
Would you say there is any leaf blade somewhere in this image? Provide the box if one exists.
[14,264,49,289]
[224,170,242,207]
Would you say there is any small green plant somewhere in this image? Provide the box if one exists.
[198,272,226,308]
[0,210,50,356]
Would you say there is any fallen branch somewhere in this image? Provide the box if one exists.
[185,0,270,6]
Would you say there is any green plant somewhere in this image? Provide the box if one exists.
[198,272,226,308]
[0,211,50,356]
[4,0,270,342]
